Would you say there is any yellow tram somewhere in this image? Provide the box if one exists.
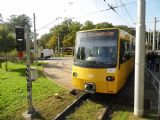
[72,28,135,94]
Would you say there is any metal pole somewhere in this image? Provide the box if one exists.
[153,17,156,51]
[157,31,159,51]
[58,34,60,57]
[33,13,37,63]
[158,84,160,116]
[134,0,145,117]
[150,31,152,44]
[148,29,149,43]
[148,29,150,51]
[25,24,35,114]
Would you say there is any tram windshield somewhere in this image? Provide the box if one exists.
[74,30,118,68]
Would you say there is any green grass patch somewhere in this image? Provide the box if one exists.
[111,105,157,120]
[0,62,75,120]
[67,99,104,120]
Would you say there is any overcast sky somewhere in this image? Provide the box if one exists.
[1,0,160,37]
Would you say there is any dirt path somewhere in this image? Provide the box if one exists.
[42,57,74,90]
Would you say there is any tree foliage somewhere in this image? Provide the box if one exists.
[0,25,15,70]
[0,25,15,53]
[6,14,31,32]
[81,20,95,30]
[95,22,113,29]
[0,14,31,70]
[39,18,136,49]
[39,33,52,49]
[46,34,57,49]
[115,25,135,36]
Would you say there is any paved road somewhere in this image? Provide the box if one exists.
[42,57,74,90]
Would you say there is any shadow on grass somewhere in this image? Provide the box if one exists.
[9,68,45,78]
[9,68,26,76]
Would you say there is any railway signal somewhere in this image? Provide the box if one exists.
[15,27,26,51]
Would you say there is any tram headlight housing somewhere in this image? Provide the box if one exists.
[106,76,115,81]
[73,72,78,77]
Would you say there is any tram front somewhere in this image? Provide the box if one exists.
[72,29,119,94]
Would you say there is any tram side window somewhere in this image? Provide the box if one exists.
[76,47,86,60]
[125,42,130,60]
[120,41,125,64]
[120,40,131,63]
[131,40,135,56]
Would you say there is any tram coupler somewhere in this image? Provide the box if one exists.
[84,83,96,94]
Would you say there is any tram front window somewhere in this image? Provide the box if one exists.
[75,30,118,68]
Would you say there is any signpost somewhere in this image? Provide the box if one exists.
[25,24,36,114]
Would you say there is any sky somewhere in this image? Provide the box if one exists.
[1,0,160,38]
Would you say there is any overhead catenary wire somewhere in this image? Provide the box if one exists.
[36,17,62,31]
[36,0,79,31]
[74,0,136,20]
[37,0,137,32]
[147,0,152,10]
[104,0,132,27]
[119,0,135,25]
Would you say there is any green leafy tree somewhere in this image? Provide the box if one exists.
[50,18,73,48]
[81,20,95,30]
[0,25,15,70]
[115,25,135,36]
[39,33,52,48]
[95,22,113,29]
[63,21,81,47]
[47,34,57,51]
[6,14,31,32]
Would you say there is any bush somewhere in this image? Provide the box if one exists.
[7,50,17,62]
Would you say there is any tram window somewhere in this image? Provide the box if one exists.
[131,40,135,56]
[120,41,125,64]
[76,47,86,60]
[125,42,130,60]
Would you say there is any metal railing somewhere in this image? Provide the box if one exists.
[145,66,160,115]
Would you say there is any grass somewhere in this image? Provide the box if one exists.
[67,99,104,120]
[1,61,158,120]
[111,105,157,120]
[0,62,75,120]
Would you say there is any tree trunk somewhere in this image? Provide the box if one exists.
[5,53,8,71]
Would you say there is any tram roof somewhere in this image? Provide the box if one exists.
[77,28,134,40]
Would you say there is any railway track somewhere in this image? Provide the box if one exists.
[53,91,115,120]
[53,92,89,120]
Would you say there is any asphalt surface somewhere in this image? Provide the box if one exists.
[42,57,74,90]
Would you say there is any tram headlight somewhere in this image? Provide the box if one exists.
[73,72,78,77]
[106,76,115,81]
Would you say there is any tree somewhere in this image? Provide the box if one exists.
[50,18,74,48]
[39,33,52,48]
[46,34,57,50]
[115,25,135,36]
[81,20,95,30]
[63,21,81,47]
[95,22,113,29]
[6,14,31,32]
[0,25,15,70]
[0,13,3,23]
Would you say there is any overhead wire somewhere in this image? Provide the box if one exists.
[36,17,62,31]
[74,0,136,20]
[36,0,79,31]
[37,0,137,31]
[115,0,118,6]
[104,0,133,26]
[119,0,135,25]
